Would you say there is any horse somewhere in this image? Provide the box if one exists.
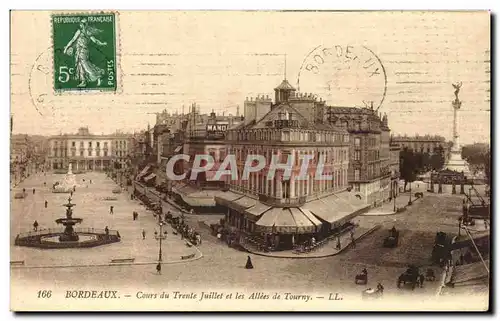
[418,274,425,288]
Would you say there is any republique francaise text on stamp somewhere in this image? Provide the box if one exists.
[51,13,117,92]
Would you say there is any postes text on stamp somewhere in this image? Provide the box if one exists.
[52,13,117,91]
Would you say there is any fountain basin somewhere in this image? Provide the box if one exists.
[15,228,120,249]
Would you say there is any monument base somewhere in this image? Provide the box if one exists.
[444,150,470,175]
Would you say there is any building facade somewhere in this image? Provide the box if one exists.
[326,107,392,205]
[216,79,368,249]
[391,134,450,162]
[47,127,131,171]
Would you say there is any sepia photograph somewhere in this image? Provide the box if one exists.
[9,10,491,311]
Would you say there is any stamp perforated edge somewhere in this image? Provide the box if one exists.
[49,10,122,95]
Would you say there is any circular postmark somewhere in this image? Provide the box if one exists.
[29,47,56,117]
[297,45,387,109]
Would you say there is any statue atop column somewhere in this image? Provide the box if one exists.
[452,81,462,107]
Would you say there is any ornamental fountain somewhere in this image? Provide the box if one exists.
[55,197,82,242]
[15,196,121,249]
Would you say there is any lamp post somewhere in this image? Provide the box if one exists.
[154,221,167,262]
[408,181,412,206]
[393,181,397,212]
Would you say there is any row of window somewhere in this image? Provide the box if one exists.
[54,140,128,148]
[231,130,349,144]
[227,147,349,166]
[52,149,127,157]
[229,168,349,198]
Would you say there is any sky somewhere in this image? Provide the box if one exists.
[10,11,490,144]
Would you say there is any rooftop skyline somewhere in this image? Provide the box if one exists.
[11,11,490,145]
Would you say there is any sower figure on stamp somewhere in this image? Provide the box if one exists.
[63,19,107,87]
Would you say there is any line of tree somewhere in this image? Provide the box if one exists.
[461,143,490,185]
[399,146,446,191]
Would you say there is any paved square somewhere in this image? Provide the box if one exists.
[10,172,199,267]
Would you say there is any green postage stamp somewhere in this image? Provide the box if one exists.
[52,13,117,91]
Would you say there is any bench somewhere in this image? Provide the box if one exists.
[10,260,25,266]
[110,258,135,264]
[180,254,195,260]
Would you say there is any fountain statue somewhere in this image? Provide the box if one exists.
[55,197,83,242]
[53,163,78,193]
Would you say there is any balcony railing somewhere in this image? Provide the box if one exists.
[258,194,306,207]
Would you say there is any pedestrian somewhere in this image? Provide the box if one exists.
[245,256,254,269]
[110,206,114,214]
[44,200,48,208]
[22,188,25,194]
[156,262,162,275]
[70,191,73,197]
[105,226,109,235]
[142,229,146,240]
[33,220,39,232]
[336,237,341,250]
[43,182,46,187]
[33,188,35,194]
[90,179,92,184]
[377,283,384,295]
[73,186,76,192]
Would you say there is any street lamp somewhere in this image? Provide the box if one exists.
[408,181,412,206]
[154,222,168,262]
[393,181,397,212]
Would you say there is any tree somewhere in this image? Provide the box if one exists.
[462,143,489,167]
[400,148,417,191]
[430,146,445,171]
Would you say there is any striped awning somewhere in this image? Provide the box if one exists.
[304,192,370,226]
[244,202,271,220]
[255,207,319,234]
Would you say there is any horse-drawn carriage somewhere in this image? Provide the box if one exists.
[431,231,451,266]
[425,268,436,282]
[397,265,423,290]
[383,227,399,248]
[355,268,368,285]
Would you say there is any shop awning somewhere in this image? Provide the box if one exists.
[290,207,320,233]
[244,202,271,220]
[304,192,369,226]
[255,207,317,234]
[144,173,157,182]
[232,196,256,211]
[136,165,151,180]
[181,195,216,207]
[214,191,244,207]
[297,208,323,228]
